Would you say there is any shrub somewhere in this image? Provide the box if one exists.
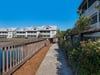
[61,39,100,75]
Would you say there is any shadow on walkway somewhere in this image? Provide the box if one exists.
[36,43,73,75]
[54,44,73,75]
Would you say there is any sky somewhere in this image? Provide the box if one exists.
[0,0,82,30]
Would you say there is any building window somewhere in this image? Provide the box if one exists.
[47,35,50,37]
[40,31,50,33]
[82,3,87,14]
[46,28,49,29]
[27,31,36,33]
[91,13,97,25]
[27,35,36,37]
[99,12,100,22]
[0,32,8,34]
[17,32,25,34]
[88,0,96,8]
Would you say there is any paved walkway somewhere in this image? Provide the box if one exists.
[36,43,73,75]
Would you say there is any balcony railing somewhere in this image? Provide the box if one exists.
[16,33,26,35]
[83,1,100,16]
[0,33,8,35]
[27,33,37,35]
[40,33,50,35]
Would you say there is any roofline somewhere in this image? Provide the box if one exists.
[66,27,100,37]
[78,0,87,10]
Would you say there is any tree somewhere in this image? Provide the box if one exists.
[76,15,91,33]
[65,29,73,35]
[95,0,100,10]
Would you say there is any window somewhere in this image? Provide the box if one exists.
[91,13,97,25]
[40,31,50,33]
[46,28,49,29]
[82,3,87,13]
[0,32,8,34]
[27,35,36,37]
[99,12,100,22]
[88,0,96,8]
[47,31,50,33]
[47,35,50,37]
[27,31,36,33]
[17,32,25,34]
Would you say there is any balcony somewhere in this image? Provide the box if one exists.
[40,33,50,35]
[83,1,100,16]
[90,22,98,27]
[0,33,8,35]
[27,33,37,35]
[16,33,26,35]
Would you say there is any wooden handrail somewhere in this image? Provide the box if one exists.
[0,38,50,75]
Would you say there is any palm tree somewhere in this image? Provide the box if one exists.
[66,29,72,35]
[76,15,91,41]
[76,15,91,33]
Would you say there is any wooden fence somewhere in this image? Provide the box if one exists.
[0,38,50,75]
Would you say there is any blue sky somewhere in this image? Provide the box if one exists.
[0,0,82,30]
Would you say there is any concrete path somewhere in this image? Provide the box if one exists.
[36,43,73,75]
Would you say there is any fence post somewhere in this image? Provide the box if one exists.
[2,47,5,73]
[13,46,15,67]
[22,46,24,61]
[15,46,17,65]
[10,46,12,69]
[18,47,19,64]
[6,47,9,72]
[20,46,21,63]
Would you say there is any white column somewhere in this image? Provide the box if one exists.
[6,47,9,72]
[2,48,5,73]
[50,31,52,38]
[25,32,27,38]
[37,31,39,38]
[10,47,12,69]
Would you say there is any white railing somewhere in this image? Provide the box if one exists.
[0,33,8,35]
[83,1,100,16]
[27,33,37,35]
[40,33,50,35]
[16,34,26,35]
[90,22,98,28]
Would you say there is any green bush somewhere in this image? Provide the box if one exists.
[61,39,100,75]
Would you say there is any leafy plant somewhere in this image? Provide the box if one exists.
[62,39,100,75]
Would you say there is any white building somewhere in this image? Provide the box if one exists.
[78,0,100,27]
[78,0,100,41]
[0,26,57,39]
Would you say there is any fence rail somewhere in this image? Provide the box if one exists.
[0,38,50,75]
